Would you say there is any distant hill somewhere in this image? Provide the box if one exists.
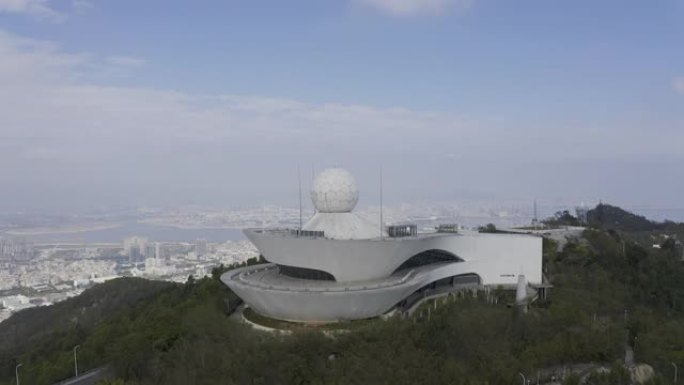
[587,203,683,232]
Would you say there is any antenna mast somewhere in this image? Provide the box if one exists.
[380,164,384,240]
[298,164,303,232]
[311,163,316,215]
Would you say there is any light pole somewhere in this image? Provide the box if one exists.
[672,362,678,384]
[518,372,527,385]
[15,363,22,385]
[73,345,80,377]
[633,336,638,357]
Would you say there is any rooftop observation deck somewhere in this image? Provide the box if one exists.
[247,226,541,241]
[250,228,326,238]
[246,226,454,241]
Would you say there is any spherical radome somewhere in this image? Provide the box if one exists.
[311,168,359,213]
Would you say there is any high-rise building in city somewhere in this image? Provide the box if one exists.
[144,244,157,260]
[195,238,208,258]
[0,237,34,262]
[123,237,148,264]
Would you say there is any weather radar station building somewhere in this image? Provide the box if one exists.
[222,168,542,323]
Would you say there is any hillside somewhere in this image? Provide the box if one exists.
[0,278,175,353]
[587,203,684,233]
[0,278,177,385]
[3,207,684,385]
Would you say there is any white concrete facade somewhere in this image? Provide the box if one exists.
[221,168,543,323]
[222,229,542,322]
[244,229,541,284]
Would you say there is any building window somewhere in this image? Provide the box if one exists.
[393,249,462,273]
[277,265,336,281]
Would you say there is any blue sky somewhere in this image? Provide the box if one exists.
[5,0,682,113]
[0,0,683,212]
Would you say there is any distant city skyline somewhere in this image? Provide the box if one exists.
[1,0,683,212]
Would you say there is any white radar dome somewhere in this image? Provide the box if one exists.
[311,168,359,213]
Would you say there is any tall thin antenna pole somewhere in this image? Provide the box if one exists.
[380,163,384,240]
[311,163,316,215]
[261,202,265,230]
[298,164,303,232]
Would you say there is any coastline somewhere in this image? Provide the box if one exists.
[137,219,258,230]
[4,223,124,236]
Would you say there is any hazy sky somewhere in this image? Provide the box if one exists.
[0,0,683,212]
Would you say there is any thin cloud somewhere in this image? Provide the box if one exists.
[0,0,65,22]
[0,29,682,210]
[0,29,679,167]
[674,76,684,95]
[72,0,92,14]
[353,0,474,17]
[105,56,147,68]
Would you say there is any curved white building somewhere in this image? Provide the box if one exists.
[222,168,542,323]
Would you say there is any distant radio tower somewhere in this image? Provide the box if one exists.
[298,164,303,231]
[533,200,539,227]
[311,163,316,215]
[261,202,265,230]
[380,164,384,240]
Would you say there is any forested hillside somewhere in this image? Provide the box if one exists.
[3,206,684,385]
[0,278,176,385]
[588,204,684,234]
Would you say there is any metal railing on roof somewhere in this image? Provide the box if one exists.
[252,228,324,238]
[387,224,418,238]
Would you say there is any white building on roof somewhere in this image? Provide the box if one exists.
[302,168,383,240]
